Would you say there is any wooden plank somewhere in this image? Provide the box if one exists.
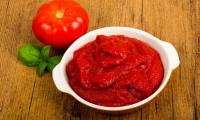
[0,0,42,119]
[141,0,199,120]
[193,0,200,120]
[138,0,175,119]
[194,54,200,120]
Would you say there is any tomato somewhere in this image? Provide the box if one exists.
[32,0,89,49]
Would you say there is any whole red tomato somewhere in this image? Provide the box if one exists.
[32,0,89,49]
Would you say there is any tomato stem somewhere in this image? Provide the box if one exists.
[56,12,64,19]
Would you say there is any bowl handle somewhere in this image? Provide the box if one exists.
[52,64,70,94]
[161,41,180,70]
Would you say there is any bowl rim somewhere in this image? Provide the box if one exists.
[54,26,179,111]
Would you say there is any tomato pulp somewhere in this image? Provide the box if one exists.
[67,35,164,107]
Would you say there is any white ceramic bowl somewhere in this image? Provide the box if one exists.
[52,27,180,112]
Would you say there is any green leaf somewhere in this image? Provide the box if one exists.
[41,45,51,60]
[48,55,62,64]
[47,55,62,72]
[18,44,41,67]
[47,63,55,72]
[37,61,47,76]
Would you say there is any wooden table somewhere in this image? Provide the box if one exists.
[0,0,200,120]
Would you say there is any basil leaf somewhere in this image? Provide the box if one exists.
[48,55,62,64]
[37,61,47,76]
[47,55,62,72]
[47,63,55,72]
[18,44,41,67]
[41,45,51,60]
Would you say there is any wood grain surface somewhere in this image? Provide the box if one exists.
[0,0,199,120]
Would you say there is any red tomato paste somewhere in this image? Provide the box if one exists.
[67,35,164,107]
